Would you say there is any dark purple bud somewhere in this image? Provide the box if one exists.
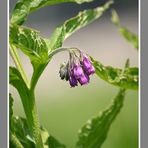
[78,74,90,85]
[69,76,78,87]
[73,64,84,79]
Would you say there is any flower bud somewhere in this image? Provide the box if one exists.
[78,73,90,85]
[59,62,69,81]
[86,65,95,75]
[69,75,78,87]
[73,64,84,79]
[81,55,95,75]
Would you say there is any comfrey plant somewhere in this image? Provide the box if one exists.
[9,0,139,148]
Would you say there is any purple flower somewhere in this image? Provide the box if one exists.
[82,56,92,69]
[81,55,95,75]
[59,49,95,87]
[73,64,84,79]
[86,65,95,75]
[69,75,78,87]
[78,73,90,85]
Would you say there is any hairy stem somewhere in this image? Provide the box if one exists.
[16,84,43,148]
[29,90,43,148]
[9,45,30,88]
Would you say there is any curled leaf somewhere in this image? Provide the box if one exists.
[111,9,139,50]
[11,0,95,25]
[91,57,138,90]
[48,1,114,52]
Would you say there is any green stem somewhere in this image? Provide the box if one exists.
[17,87,43,148]
[48,47,79,58]
[9,44,30,88]
[10,44,43,147]
[29,90,43,148]
[31,64,47,92]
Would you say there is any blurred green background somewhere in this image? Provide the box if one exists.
[10,0,138,147]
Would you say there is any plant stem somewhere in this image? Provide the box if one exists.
[48,47,79,58]
[17,85,44,148]
[31,64,47,92]
[9,44,30,88]
[29,90,43,148]
[9,44,43,147]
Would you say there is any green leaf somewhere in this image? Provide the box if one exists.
[111,9,139,50]
[10,24,49,66]
[9,66,28,92]
[11,116,35,148]
[119,27,139,49]
[40,127,66,148]
[9,95,24,148]
[10,134,24,148]
[48,0,113,52]
[10,0,95,25]
[76,88,126,148]
[91,57,138,90]
[9,66,34,127]
[11,116,66,148]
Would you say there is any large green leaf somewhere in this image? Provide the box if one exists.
[76,88,126,148]
[10,0,95,25]
[10,116,66,148]
[10,24,49,66]
[48,0,113,52]
[111,9,138,50]
[91,57,138,90]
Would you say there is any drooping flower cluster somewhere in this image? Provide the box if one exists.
[59,49,95,87]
